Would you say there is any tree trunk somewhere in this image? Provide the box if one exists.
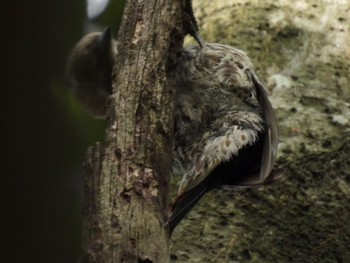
[170,1,350,262]
[81,1,184,262]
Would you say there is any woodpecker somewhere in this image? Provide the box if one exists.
[66,19,279,236]
[168,43,279,235]
[66,26,115,118]
[171,0,278,235]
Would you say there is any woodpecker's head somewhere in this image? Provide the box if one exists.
[66,26,115,118]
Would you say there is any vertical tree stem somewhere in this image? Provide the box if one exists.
[81,0,184,262]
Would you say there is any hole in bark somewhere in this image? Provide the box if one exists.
[138,257,153,263]
[120,189,131,202]
[114,148,122,158]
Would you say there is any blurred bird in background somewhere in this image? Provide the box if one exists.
[66,26,115,119]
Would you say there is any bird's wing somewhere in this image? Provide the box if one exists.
[234,69,279,186]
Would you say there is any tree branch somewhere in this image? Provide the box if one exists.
[81,1,184,262]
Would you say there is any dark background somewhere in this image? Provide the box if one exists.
[1,1,125,262]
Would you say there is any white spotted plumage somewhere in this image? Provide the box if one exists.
[169,42,279,233]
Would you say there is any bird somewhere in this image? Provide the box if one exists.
[167,43,279,235]
[66,26,115,118]
[165,0,279,235]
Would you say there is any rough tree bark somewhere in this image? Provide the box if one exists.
[81,1,184,262]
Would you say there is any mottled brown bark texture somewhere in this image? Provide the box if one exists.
[81,1,183,262]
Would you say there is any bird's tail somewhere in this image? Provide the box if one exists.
[166,176,211,236]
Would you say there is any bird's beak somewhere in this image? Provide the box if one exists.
[98,26,112,51]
